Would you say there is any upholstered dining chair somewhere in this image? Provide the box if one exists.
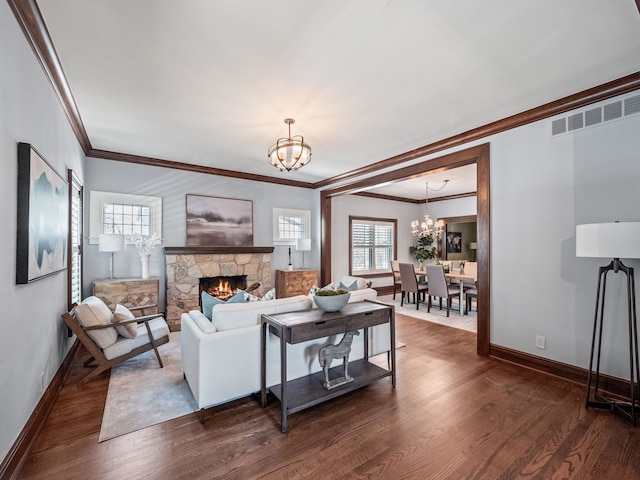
[425,264,461,317]
[399,262,429,310]
[391,260,402,300]
[466,282,478,314]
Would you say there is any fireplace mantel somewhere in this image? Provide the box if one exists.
[164,246,274,255]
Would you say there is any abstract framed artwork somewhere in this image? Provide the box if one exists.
[186,194,253,246]
[16,143,69,284]
[446,231,462,254]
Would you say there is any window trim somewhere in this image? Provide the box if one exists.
[272,207,310,245]
[89,191,162,244]
[349,216,397,277]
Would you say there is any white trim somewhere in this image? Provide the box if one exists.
[272,207,310,245]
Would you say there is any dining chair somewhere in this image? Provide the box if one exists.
[399,262,429,310]
[390,260,402,300]
[425,264,461,317]
[465,282,478,314]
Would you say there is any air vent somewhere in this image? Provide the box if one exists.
[584,107,602,127]
[603,101,622,121]
[551,93,639,137]
[551,118,566,135]
[625,94,640,116]
[567,113,583,131]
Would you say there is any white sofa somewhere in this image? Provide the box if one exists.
[181,287,390,415]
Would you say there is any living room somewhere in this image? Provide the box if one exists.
[2,1,640,478]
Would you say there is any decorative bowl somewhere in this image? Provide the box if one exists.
[313,291,351,312]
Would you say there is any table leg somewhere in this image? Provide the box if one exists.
[260,320,267,407]
[280,333,288,433]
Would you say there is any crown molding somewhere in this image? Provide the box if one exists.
[10,2,640,190]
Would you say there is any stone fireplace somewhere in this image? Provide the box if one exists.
[164,246,273,330]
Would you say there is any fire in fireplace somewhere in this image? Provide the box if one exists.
[199,275,247,302]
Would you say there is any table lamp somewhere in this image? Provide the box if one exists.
[576,221,640,426]
[99,234,125,280]
[296,238,311,269]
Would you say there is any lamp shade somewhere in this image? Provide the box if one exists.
[469,242,477,250]
[296,238,311,251]
[98,234,125,253]
[576,222,640,259]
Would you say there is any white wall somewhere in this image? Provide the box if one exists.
[327,92,640,379]
[83,158,317,302]
[0,2,85,461]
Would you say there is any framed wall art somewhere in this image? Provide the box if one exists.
[16,142,69,284]
[446,231,462,254]
[186,194,253,246]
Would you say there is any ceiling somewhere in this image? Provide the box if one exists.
[32,0,640,199]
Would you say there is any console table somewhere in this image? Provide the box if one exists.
[260,301,396,432]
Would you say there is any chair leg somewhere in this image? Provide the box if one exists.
[400,291,404,306]
[446,297,450,317]
[393,284,397,300]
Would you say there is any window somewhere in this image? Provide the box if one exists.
[89,191,162,243]
[273,208,310,245]
[350,216,397,276]
[68,171,83,308]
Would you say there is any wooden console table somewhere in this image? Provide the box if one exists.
[260,301,396,432]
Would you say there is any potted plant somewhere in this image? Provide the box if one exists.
[409,235,437,270]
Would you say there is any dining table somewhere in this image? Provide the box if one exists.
[415,268,477,315]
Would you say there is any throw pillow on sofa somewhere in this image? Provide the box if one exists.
[202,290,245,320]
[244,287,276,302]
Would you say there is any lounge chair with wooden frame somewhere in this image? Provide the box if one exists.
[62,296,170,386]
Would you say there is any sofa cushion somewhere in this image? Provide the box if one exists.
[74,296,118,349]
[212,295,312,331]
[103,317,170,360]
[340,276,369,290]
[113,304,138,338]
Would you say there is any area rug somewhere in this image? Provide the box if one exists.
[99,331,198,442]
[377,294,477,333]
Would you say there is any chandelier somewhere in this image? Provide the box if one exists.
[411,180,448,238]
[267,118,312,172]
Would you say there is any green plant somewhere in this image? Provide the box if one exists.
[315,288,349,296]
[409,235,437,261]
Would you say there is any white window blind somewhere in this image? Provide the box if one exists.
[69,172,83,307]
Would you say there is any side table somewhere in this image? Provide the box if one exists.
[260,301,395,432]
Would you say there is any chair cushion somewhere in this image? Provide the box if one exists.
[74,296,118,349]
[113,304,138,339]
[102,317,170,360]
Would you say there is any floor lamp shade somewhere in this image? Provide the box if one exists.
[576,221,640,426]
[576,222,640,259]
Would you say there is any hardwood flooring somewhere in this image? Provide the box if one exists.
[16,314,640,480]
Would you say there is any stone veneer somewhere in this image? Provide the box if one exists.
[164,246,273,330]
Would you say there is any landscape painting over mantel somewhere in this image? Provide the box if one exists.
[186,194,253,246]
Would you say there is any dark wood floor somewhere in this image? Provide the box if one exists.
[16,314,640,480]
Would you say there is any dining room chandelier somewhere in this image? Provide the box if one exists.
[267,118,312,172]
[411,180,448,238]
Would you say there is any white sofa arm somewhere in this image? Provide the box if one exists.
[182,312,262,409]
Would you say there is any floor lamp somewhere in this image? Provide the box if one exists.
[99,234,125,280]
[576,222,640,426]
